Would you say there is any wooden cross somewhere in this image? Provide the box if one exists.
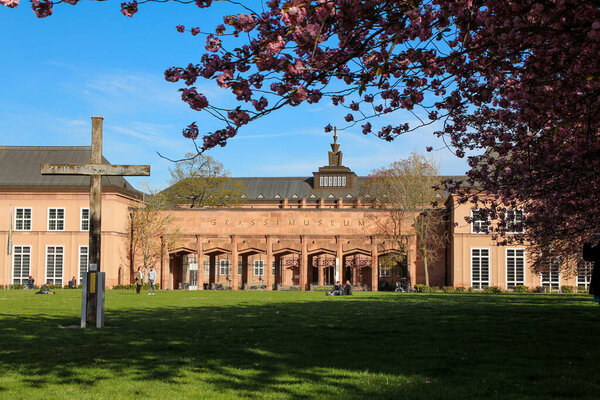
[41,117,150,327]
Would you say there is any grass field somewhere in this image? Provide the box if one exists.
[0,290,599,399]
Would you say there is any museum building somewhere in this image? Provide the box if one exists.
[0,137,593,292]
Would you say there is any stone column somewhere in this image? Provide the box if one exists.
[300,236,308,290]
[196,235,204,290]
[231,236,238,290]
[265,236,273,290]
[336,236,343,284]
[318,255,324,286]
[371,237,378,292]
[161,237,169,290]
[407,235,417,286]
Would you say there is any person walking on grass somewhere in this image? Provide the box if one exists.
[583,233,600,306]
[148,265,157,295]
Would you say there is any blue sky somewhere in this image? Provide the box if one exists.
[1,1,470,190]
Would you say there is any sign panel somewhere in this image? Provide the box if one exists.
[41,163,150,176]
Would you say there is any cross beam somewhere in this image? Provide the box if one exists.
[40,117,150,328]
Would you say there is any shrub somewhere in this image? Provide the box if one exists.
[513,285,529,293]
[532,286,546,293]
[482,286,503,294]
[414,284,426,292]
[112,283,160,290]
[454,286,466,293]
[561,285,574,294]
[8,284,24,289]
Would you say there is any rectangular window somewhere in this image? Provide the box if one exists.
[254,260,264,276]
[15,208,32,231]
[506,209,524,234]
[272,260,276,275]
[379,263,391,277]
[204,260,210,276]
[577,263,593,290]
[81,208,90,231]
[328,176,333,186]
[220,259,230,275]
[541,259,561,292]
[506,249,525,288]
[471,209,490,234]
[471,248,490,288]
[238,259,242,275]
[46,246,64,285]
[48,208,65,231]
[13,245,31,285]
[333,176,338,186]
[79,246,88,282]
[342,176,347,186]
[319,176,324,187]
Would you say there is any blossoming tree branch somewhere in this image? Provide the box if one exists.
[3,0,600,270]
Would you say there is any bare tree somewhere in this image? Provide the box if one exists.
[126,190,180,281]
[165,153,245,208]
[365,152,447,286]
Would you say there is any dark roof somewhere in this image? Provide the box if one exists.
[228,176,465,201]
[0,146,140,196]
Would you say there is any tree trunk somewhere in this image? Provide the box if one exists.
[423,250,430,287]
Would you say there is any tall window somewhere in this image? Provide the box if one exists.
[15,208,32,231]
[238,259,242,275]
[379,263,391,277]
[272,260,276,275]
[471,248,490,288]
[254,260,264,276]
[204,260,210,276]
[46,246,64,285]
[220,259,230,275]
[320,176,324,186]
[13,245,31,284]
[80,208,90,231]
[48,208,65,231]
[79,246,88,282]
[471,209,490,234]
[342,176,347,186]
[506,249,525,288]
[541,259,561,292]
[506,209,524,234]
[577,263,593,290]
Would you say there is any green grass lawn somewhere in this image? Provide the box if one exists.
[0,289,599,399]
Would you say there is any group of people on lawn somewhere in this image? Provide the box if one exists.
[134,265,157,295]
[327,280,353,296]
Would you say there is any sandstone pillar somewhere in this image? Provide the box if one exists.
[231,236,238,290]
[371,237,378,292]
[300,236,308,290]
[266,236,273,290]
[318,256,324,286]
[196,235,204,290]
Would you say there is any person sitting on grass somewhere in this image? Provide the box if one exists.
[36,282,56,295]
[343,280,353,296]
[327,281,343,296]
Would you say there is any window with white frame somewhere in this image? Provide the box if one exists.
[48,208,65,231]
[506,209,524,234]
[13,245,31,284]
[379,263,391,277]
[46,246,64,285]
[541,259,561,291]
[506,249,525,288]
[254,260,264,276]
[238,259,242,275]
[272,260,276,275]
[471,209,490,234]
[342,176,347,186]
[219,259,230,275]
[15,208,32,231]
[333,176,338,186]
[320,176,324,186]
[79,246,88,282]
[577,262,592,290]
[81,208,89,231]
[328,176,333,186]
[471,248,490,288]
[204,260,210,276]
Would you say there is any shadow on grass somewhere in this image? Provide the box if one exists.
[0,292,599,399]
